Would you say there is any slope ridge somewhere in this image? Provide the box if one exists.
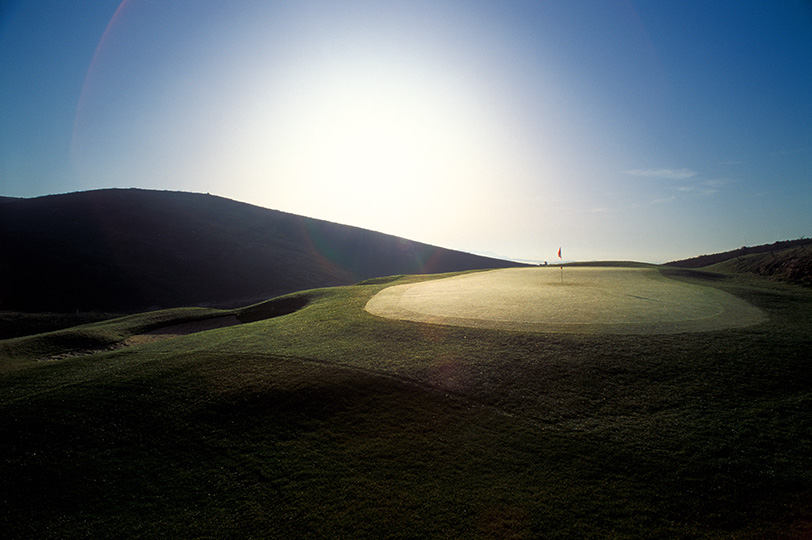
[0,188,522,312]
[665,239,812,286]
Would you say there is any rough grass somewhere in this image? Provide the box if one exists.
[1,270,811,538]
[706,244,812,286]
[0,307,231,370]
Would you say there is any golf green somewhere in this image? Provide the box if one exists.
[365,267,766,334]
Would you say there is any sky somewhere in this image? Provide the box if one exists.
[1,0,811,263]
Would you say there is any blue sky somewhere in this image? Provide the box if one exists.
[2,0,810,263]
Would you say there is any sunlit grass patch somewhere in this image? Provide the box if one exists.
[366,266,766,334]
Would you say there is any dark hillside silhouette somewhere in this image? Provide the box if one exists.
[665,239,812,286]
[0,189,524,312]
[665,239,811,268]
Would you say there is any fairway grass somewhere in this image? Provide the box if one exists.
[1,268,811,538]
[366,267,766,334]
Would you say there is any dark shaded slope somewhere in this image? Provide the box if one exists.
[665,239,812,286]
[0,189,522,312]
[705,244,812,286]
[665,239,811,268]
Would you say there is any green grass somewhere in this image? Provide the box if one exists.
[0,307,232,370]
[1,270,811,538]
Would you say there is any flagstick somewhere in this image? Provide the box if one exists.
[560,264,563,285]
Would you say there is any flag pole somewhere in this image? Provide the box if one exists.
[558,247,563,285]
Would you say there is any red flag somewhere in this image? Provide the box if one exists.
[557,247,561,259]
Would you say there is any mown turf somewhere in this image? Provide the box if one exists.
[365,267,765,334]
[1,270,811,538]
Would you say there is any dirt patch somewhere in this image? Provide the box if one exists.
[149,315,241,335]
[38,315,243,362]
[39,343,125,362]
[123,315,242,346]
[238,295,310,323]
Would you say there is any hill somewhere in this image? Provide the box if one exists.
[2,270,811,538]
[665,239,812,285]
[0,188,522,312]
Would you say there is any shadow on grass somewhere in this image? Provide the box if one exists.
[236,291,314,324]
[658,266,728,282]
[2,271,812,538]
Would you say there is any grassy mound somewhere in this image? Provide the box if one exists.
[1,271,811,538]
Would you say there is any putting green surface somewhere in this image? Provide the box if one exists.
[366,267,766,334]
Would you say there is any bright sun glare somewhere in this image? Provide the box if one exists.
[14,0,809,262]
[291,76,455,201]
[222,56,522,238]
[71,1,550,253]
